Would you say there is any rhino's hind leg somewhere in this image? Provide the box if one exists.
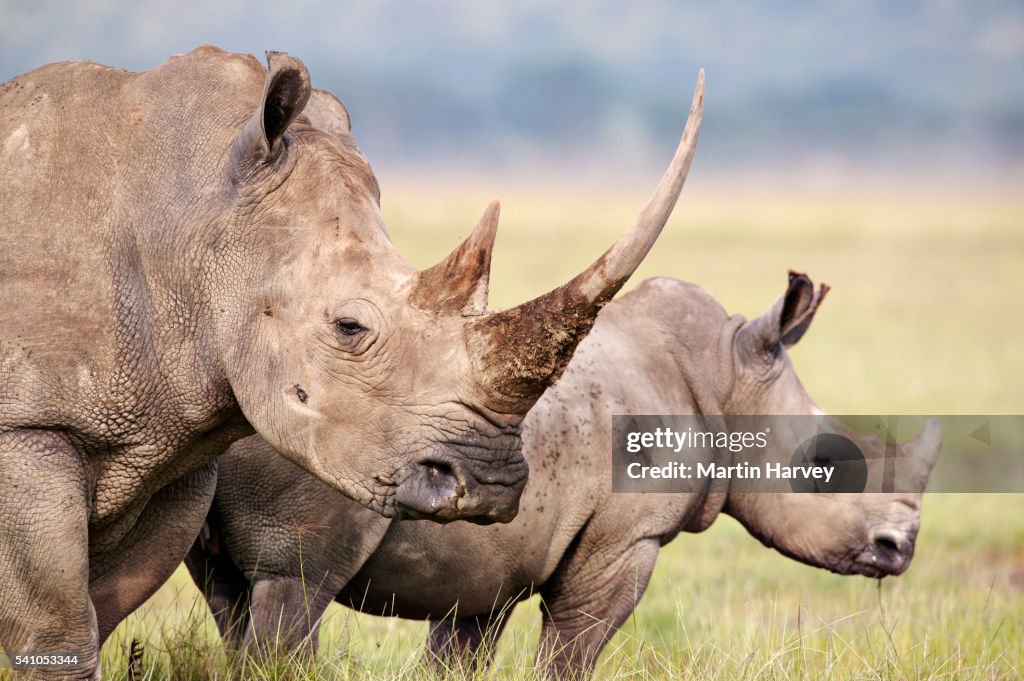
[0,429,98,680]
[537,537,660,679]
[425,609,511,673]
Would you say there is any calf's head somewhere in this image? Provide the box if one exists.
[216,53,704,523]
[716,273,941,576]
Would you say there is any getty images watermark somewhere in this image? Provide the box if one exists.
[611,415,1024,493]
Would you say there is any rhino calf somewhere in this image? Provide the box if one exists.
[189,272,941,678]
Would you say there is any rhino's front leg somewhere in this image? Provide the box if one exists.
[425,609,511,673]
[0,429,98,680]
[195,441,394,657]
[87,460,219,644]
[241,517,390,656]
[537,538,660,679]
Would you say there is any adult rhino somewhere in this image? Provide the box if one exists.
[188,273,941,679]
[0,46,704,679]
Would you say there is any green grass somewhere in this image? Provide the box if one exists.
[99,187,1023,680]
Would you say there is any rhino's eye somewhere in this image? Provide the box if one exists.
[334,318,366,336]
[753,341,780,366]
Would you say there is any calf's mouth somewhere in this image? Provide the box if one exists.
[851,527,917,577]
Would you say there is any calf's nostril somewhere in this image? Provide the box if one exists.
[875,536,901,553]
[870,529,908,556]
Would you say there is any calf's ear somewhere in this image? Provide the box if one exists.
[778,271,828,346]
[741,271,829,355]
[231,51,311,178]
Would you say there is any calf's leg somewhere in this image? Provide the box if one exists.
[188,552,355,657]
[425,609,511,672]
[184,519,253,651]
[227,499,391,657]
[0,429,98,680]
[537,538,660,679]
[243,575,336,655]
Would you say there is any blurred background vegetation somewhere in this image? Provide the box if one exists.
[2,1,1022,190]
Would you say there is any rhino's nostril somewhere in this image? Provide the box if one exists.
[855,528,915,576]
[875,536,901,553]
[870,528,910,557]
[423,460,454,480]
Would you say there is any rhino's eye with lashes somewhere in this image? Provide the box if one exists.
[334,318,366,336]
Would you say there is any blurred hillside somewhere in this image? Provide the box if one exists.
[2,1,1022,189]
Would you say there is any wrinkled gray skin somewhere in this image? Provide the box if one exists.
[189,273,942,678]
[0,46,704,679]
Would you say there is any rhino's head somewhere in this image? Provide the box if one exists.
[216,52,704,524]
[726,432,942,577]
[709,273,941,576]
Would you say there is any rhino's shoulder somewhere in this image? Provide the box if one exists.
[2,44,253,85]
[546,278,710,395]
[0,60,127,117]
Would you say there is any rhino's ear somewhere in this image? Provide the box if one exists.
[777,271,828,347]
[740,271,829,355]
[303,88,352,136]
[231,51,311,178]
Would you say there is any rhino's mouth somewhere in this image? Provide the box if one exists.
[391,442,528,525]
[850,534,915,577]
[825,529,915,578]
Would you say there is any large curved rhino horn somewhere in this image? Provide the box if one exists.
[453,70,705,405]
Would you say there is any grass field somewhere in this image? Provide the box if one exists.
[95,186,1023,680]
